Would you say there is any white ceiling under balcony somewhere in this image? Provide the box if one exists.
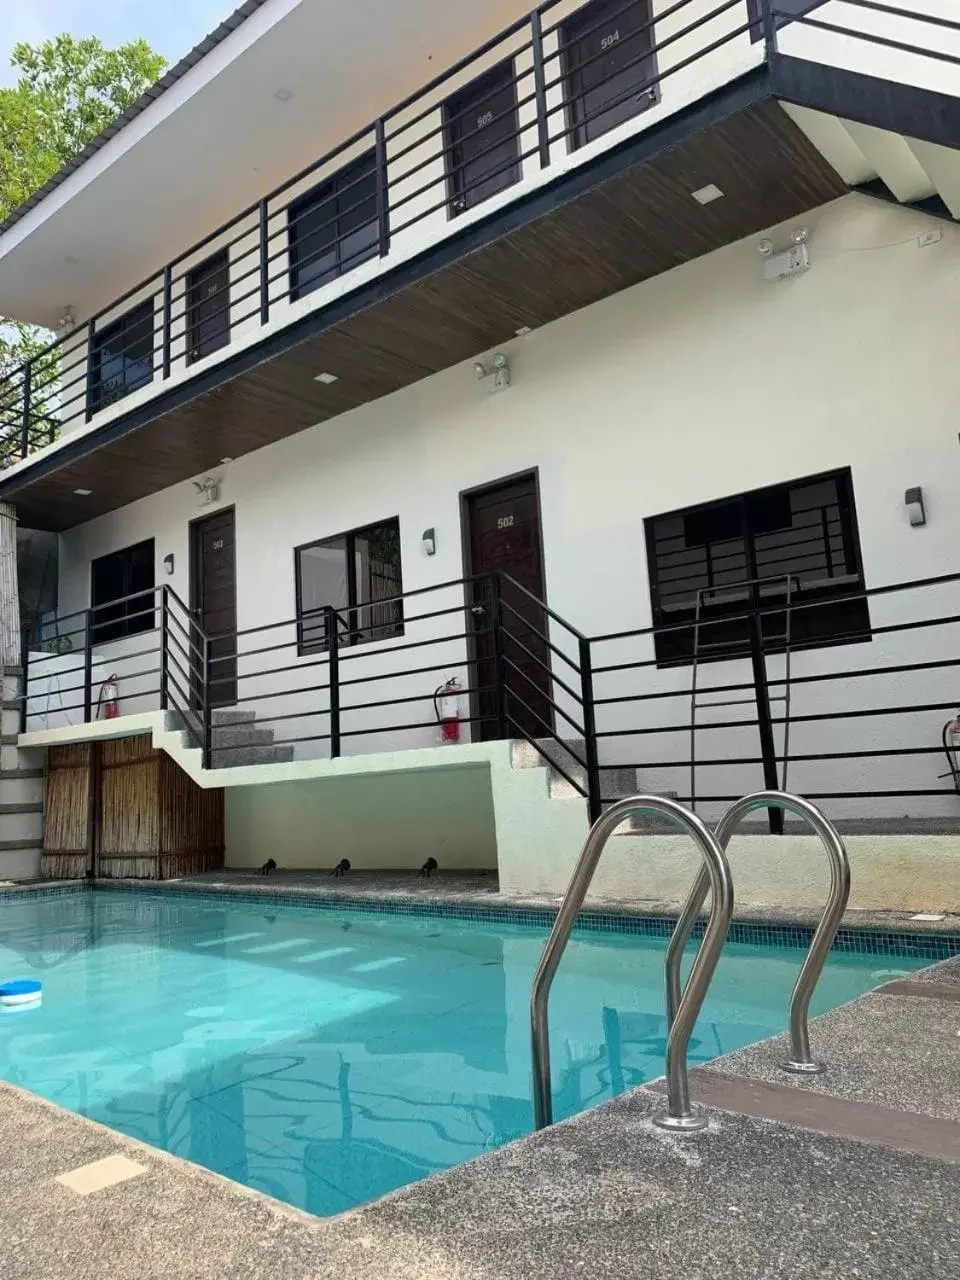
[0,0,534,329]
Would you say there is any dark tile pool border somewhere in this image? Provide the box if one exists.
[3,880,958,962]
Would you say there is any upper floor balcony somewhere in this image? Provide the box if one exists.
[0,0,957,530]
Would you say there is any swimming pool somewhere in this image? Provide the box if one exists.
[0,889,936,1215]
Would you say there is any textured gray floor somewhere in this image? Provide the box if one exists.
[1,1079,958,1280]
[706,989,960,1121]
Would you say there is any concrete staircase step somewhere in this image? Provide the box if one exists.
[210,726,275,749]
[211,744,295,768]
[210,708,257,727]
[0,803,43,816]
[0,770,43,781]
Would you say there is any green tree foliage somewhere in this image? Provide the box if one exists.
[0,35,166,221]
[0,36,166,459]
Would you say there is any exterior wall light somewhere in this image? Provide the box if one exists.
[421,528,436,557]
[163,554,175,575]
[904,487,926,527]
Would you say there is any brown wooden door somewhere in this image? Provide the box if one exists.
[191,508,237,707]
[466,476,551,741]
[186,248,230,364]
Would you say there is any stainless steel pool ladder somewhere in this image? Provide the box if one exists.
[530,791,851,1135]
[530,795,735,1134]
[666,790,851,1074]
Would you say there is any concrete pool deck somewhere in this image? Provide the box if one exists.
[0,925,958,1278]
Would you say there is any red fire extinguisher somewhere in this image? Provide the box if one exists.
[434,677,462,745]
[98,674,120,720]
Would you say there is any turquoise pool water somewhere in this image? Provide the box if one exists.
[0,891,929,1216]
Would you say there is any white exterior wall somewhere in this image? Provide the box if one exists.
[49,194,960,821]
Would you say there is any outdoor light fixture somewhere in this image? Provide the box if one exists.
[758,239,774,256]
[904,486,926,527]
[474,353,510,391]
[193,477,221,507]
[163,554,175,575]
[421,528,436,557]
[791,226,809,245]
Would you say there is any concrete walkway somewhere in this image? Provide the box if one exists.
[1,951,958,1278]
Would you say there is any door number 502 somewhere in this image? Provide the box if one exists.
[497,515,515,530]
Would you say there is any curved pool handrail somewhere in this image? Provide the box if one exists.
[530,795,734,1133]
[665,791,851,1075]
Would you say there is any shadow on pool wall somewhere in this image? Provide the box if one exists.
[222,766,501,873]
[217,759,960,913]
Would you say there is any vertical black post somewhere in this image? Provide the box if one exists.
[259,198,270,323]
[159,587,169,712]
[18,626,29,736]
[327,606,341,759]
[531,10,551,169]
[490,574,509,740]
[83,609,94,723]
[20,361,31,458]
[85,317,96,422]
[202,637,213,770]
[579,636,602,825]
[375,118,391,258]
[162,265,172,379]
[748,605,783,834]
[760,0,778,52]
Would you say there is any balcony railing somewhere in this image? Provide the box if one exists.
[1,0,957,472]
[20,569,960,835]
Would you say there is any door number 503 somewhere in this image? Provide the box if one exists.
[497,515,515,530]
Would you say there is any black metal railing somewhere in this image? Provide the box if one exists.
[19,569,960,834]
[0,0,763,466]
[2,1,957,469]
[589,569,960,829]
[20,575,592,807]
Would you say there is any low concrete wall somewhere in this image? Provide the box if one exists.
[225,762,498,871]
[502,828,960,914]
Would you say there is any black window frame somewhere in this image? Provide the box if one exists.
[295,518,404,656]
[186,247,231,365]
[560,0,660,153]
[644,468,871,668]
[90,538,156,646]
[87,299,155,419]
[288,150,380,302]
[442,57,521,218]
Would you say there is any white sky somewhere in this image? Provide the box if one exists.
[0,0,241,86]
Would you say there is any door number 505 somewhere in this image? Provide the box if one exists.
[497,515,515,530]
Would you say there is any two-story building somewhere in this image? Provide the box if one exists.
[1,0,959,909]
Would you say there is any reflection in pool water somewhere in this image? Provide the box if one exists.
[0,891,928,1215]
